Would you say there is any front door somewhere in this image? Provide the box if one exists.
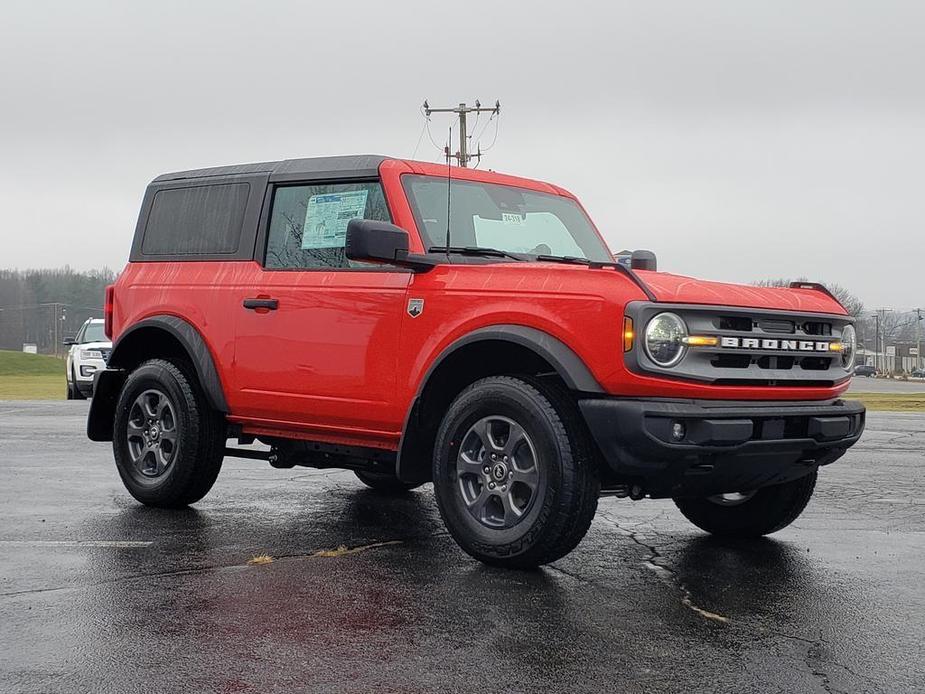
[231,180,411,445]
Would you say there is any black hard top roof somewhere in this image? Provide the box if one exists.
[152,154,390,183]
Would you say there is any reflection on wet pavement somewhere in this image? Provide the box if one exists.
[1,403,922,693]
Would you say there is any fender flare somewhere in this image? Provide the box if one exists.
[395,324,603,482]
[421,325,604,394]
[109,315,229,413]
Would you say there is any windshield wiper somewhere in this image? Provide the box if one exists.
[535,254,592,265]
[428,246,525,261]
[536,254,628,269]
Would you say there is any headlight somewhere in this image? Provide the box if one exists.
[80,349,104,360]
[644,312,688,367]
[840,324,856,370]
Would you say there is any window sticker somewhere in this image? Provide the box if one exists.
[501,212,525,225]
[301,190,369,249]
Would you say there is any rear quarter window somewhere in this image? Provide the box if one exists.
[141,183,250,256]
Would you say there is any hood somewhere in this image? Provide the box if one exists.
[634,271,847,315]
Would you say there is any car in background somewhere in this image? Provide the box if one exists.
[64,318,112,399]
[912,368,925,378]
[854,364,878,377]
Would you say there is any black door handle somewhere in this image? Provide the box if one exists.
[243,298,279,310]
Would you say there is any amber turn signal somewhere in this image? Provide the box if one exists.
[682,335,719,347]
[623,317,634,352]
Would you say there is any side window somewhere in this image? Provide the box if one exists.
[265,181,390,269]
[142,183,250,256]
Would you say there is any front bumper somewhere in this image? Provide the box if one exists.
[579,397,865,498]
[72,359,106,385]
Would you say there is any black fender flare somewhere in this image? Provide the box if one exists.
[395,324,603,481]
[422,325,604,394]
[109,315,229,413]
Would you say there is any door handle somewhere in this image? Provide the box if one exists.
[243,298,279,311]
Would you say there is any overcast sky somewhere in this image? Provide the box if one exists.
[1,1,922,309]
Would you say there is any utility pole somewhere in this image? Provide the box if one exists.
[53,302,59,358]
[916,308,923,371]
[423,100,501,167]
[875,308,893,373]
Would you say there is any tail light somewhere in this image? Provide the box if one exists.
[103,284,115,339]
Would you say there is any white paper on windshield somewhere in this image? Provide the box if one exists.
[501,212,525,225]
[301,190,369,249]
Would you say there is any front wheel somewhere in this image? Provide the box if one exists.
[68,368,86,400]
[673,471,817,537]
[433,376,599,568]
[113,359,225,508]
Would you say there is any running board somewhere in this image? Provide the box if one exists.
[224,441,396,473]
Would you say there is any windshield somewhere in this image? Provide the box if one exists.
[402,175,612,262]
[82,321,106,343]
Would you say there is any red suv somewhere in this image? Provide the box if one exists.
[88,155,864,568]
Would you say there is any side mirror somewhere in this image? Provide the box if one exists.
[630,250,657,271]
[345,219,434,271]
[63,336,77,346]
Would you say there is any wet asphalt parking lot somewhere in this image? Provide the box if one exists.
[1,401,923,694]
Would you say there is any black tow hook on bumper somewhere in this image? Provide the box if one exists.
[579,397,865,499]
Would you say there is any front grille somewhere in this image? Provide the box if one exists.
[757,318,794,333]
[99,348,112,364]
[627,302,854,386]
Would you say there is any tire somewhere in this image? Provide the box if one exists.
[69,368,87,400]
[433,376,599,568]
[354,469,423,493]
[673,470,817,538]
[112,358,225,508]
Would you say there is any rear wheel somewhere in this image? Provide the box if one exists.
[673,471,817,537]
[113,359,225,508]
[433,376,599,568]
[354,469,423,493]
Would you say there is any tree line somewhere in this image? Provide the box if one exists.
[0,267,116,354]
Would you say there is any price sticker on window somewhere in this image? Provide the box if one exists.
[302,190,369,249]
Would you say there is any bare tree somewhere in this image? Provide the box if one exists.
[753,277,865,318]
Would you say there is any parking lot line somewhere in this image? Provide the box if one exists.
[0,540,152,548]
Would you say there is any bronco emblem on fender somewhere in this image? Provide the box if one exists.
[407,298,424,318]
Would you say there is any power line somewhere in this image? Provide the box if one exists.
[410,118,428,160]
[476,111,502,152]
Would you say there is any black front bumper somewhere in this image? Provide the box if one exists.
[579,397,865,498]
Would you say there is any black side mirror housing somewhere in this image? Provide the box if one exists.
[630,250,657,271]
[63,336,77,346]
[345,219,434,271]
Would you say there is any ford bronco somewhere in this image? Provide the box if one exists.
[87,155,864,568]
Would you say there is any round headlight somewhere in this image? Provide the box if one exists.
[644,312,688,367]
[841,324,856,370]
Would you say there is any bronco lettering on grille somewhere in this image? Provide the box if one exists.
[720,336,831,352]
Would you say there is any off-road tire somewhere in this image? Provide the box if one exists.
[433,376,599,568]
[673,470,818,537]
[113,358,225,507]
[354,469,423,493]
